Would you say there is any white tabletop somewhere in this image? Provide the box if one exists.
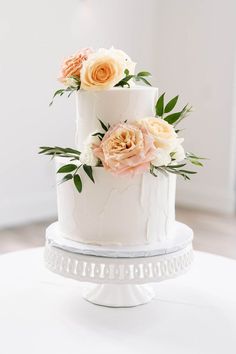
[0,248,236,354]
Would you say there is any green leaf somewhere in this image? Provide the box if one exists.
[64,148,81,155]
[155,93,165,117]
[92,132,105,140]
[155,167,168,177]
[164,111,182,124]
[122,75,135,82]
[57,164,77,173]
[59,174,73,184]
[179,169,197,174]
[150,164,158,177]
[83,165,95,183]
[164,95,179,113]
[169,164,186,169]
[138,77,152,86]
[150,169,158,177]
[137,71,151,77]
[189,159,203,167]
[49,89,65,106]
[68,91,74,98]
[186,152,206,160]
[124,69,129,76]
[98,119,109,132]
[73,174,82,193]
[182,174,190,180]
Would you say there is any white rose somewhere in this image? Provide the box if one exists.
[80,134,100,166]
[152,148,171,167]
[172,142,186,162]
[86,134,101,146]
[80,48,126,90]
[109,47,136,74]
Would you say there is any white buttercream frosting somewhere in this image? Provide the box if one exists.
[56,158,176,246]
[75,86,159,149]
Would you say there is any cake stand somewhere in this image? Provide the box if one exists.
[44,222,193,307]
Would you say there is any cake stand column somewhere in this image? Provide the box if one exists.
[83,284,155,307]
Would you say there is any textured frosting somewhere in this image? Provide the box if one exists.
[56,86,177,246]
[56,157,176,246]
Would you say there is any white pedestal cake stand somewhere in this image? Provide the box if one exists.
[44,222,193,307]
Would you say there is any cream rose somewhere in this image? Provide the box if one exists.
[92,123,156,175]
[80,48,127,90]
[137,117,178,151]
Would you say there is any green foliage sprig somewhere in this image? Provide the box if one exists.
[92,118,110,140]
[115,69,152,88]
[150,152,206,181]
[49,77,81,106]
[39,146,94,193]
[150,163,197,181]
[49,69,152,106]
[155,93,193,126]
[151,93,206,179]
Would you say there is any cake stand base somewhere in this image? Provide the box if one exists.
[83,284,155,307]
[44,221,193,307]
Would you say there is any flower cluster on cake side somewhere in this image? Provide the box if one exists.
[40,47,205,193]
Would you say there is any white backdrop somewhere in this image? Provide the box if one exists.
[0,0,235,228]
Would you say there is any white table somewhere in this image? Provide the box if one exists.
[0,248,235,354]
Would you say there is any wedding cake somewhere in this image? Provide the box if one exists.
[40,47,203,248]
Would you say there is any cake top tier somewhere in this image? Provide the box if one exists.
[75,86,158,149]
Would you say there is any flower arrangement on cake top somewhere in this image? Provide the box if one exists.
[50,47,150,104]
[40,47,205,193]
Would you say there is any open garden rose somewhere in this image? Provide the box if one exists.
[59,48,93,85]
[93,123,156,175]
[80,48,129,90]
[137,117,178,151]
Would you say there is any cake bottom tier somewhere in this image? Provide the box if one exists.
[56,157,176,247]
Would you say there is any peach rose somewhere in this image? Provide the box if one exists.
[93,123,156,176]
[80,48,126,90]
[137,117,178,151]
[59,48,93,84]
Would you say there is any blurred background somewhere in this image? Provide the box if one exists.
[0,0,235,257]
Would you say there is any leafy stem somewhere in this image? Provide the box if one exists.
[150,163,197,181]
[49,77,81,106]
[115,69,152,88]
[150,150,206,181]
[38,146,95,193]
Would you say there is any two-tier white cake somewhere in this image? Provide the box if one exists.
[41,47,199,307]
